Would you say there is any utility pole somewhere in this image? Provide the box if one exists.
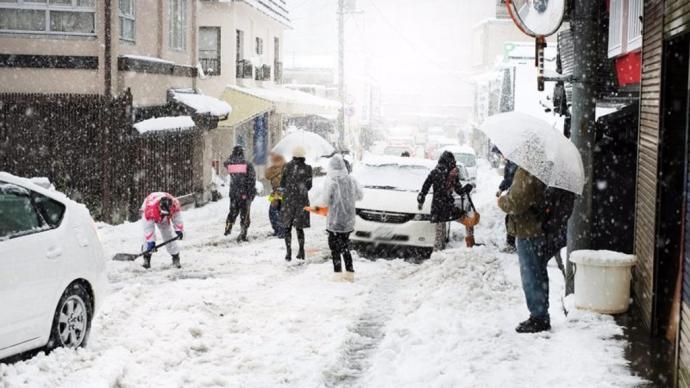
[566,0,599,294]
[337,0,346,149]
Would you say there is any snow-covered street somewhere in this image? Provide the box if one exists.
[0,164,643,388]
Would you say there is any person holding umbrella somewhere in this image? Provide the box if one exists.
[498,168,550,332]
[280,146,313,261]
[482,112,582,334]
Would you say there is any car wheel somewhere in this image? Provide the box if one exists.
[420,248,433,260]
[47,283,93,351]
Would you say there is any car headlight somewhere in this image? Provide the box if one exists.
[413,214,432,221]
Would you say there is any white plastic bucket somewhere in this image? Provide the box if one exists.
[570,250,636,314]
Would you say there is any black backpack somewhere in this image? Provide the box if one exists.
[540,187,576,258]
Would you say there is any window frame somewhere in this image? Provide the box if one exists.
[0,0,97,37]
[118,0,135,42]
[255,36,263,55]
[168,0,187,51]
[199,26,221,76]
[236,29,244,61]
[0,182,56,240]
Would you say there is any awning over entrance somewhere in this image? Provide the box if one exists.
[226,85,340,118]
[219,87,274,128]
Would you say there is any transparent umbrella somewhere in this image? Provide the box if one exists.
[272,129,335,162]
[480,112,584,195]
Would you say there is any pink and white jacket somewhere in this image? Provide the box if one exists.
[141,192,184,242]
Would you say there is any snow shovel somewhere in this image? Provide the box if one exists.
[111,236,180,261]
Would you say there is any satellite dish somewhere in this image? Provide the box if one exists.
[506,0,566,37]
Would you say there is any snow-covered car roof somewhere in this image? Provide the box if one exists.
[0,171,72,204]
[361,155,435,169]
[440,144,476,156]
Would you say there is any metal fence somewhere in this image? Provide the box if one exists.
[0,91,204,223]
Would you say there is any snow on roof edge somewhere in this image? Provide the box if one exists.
[133,116,196,134]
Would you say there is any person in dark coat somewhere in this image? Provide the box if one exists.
[498,159,518,251]
[417,151,472,249]
[280,146,313,261]
[223,146,256,242]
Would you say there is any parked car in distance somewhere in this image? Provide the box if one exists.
[351,156,450,259]
[0,172,106,361]
[383,144,416,157]
[438,145,478,185]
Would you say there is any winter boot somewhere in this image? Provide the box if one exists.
[237,226,248,243]
[515,317,551,333]
[224,222,233,237]
[465,235,476,248]
[142,254,151,269]
[296,229,305,260]
[171,254,181,269]
[285,235,292,262]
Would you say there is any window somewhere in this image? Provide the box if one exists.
[33,193,65,228]
[236,29,244,61]
[119,0,135,41]
[168,0,187,51]
[256,37,263,55]
[626,0,643,52]
[0,183,42,240]
[0,0,96,35]
[199,26,220,75]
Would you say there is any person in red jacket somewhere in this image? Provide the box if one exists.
[141,192,184,269]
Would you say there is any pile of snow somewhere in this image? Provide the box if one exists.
[133,116,195,134]
[172,91,232,117]
[570,250,637,267]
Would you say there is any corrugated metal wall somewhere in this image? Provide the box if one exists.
[665,0,690,38]
[634,0,664,330]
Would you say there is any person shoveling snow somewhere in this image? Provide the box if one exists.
[139,192,184,269]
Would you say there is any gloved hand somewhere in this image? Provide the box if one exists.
[176,231,184,240]
[417,193,424,211]
[146,241,156,253]
[496,190,502,198]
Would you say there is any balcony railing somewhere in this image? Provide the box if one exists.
[236,59,253,79]
[199,57,220,76]
[255,65,272,81]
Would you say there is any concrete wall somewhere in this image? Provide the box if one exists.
[0,2,105,94]
[0,0,196,104]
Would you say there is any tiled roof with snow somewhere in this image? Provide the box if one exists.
[172,91,232,117]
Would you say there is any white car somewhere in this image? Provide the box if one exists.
[351,156,450,259]
[0,172,106,360]
[438,145,478,184]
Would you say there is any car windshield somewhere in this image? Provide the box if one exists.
[454,153,476,167]
[383,146,410,156]
[354,163,430,192]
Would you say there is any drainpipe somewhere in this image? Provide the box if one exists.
[104,0,112,96]
[566,0,599,294]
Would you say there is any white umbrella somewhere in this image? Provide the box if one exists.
[272,129,335,161]
[479,112,584,195]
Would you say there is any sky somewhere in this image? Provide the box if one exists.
[284,0,498,117]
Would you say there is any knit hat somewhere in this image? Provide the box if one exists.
[293,146,306,158]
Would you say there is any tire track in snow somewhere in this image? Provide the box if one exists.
[321,276,398,387]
